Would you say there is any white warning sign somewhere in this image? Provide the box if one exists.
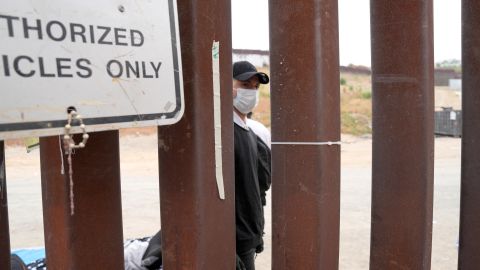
[0,0,184,139]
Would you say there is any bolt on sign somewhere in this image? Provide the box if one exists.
[0,0,184,139]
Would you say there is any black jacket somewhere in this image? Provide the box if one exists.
[234,123,271,253]
[256,136,271,206]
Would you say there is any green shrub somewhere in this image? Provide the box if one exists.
[341,112,372,135]
[361,91,372,99]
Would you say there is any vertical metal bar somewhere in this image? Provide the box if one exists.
[40,136,71,268]
[40,131,124,269]
[157,0,235,269]
[269,0,341,269]
[458,1,480,268]
[370,1,434,269]
[0,141,10,269]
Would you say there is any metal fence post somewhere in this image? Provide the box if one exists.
[269,0,341,268]
[40,131,124,269]
[458,1,480,268]
[157,0,235,269]
[0,141,10,269]
[370,1,434,269]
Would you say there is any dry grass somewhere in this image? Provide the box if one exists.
[340,72,372,135]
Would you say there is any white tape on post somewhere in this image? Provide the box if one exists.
[212,41,225,200]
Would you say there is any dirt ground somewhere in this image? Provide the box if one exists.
[4,132,461,269]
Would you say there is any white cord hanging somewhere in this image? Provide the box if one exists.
[62,109,89,216]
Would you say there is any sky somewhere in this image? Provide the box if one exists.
[232,0,461,67]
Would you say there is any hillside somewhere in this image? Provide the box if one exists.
[253,68,462,136]
[6,67,463,148]
[252,68,373,135]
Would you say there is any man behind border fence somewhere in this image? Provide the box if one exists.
[232,61,271,270]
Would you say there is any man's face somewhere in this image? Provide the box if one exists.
[233,76,260,98]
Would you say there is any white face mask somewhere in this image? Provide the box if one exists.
[233,88,259,114]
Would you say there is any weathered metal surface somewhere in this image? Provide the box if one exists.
[458,1,480,268]
[0,141,10,269]
[40,131,124,269]
[157,0,235,269]
[269,0,341,268]
[370,1,434,269]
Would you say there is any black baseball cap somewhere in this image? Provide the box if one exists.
[233,61,269,84]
